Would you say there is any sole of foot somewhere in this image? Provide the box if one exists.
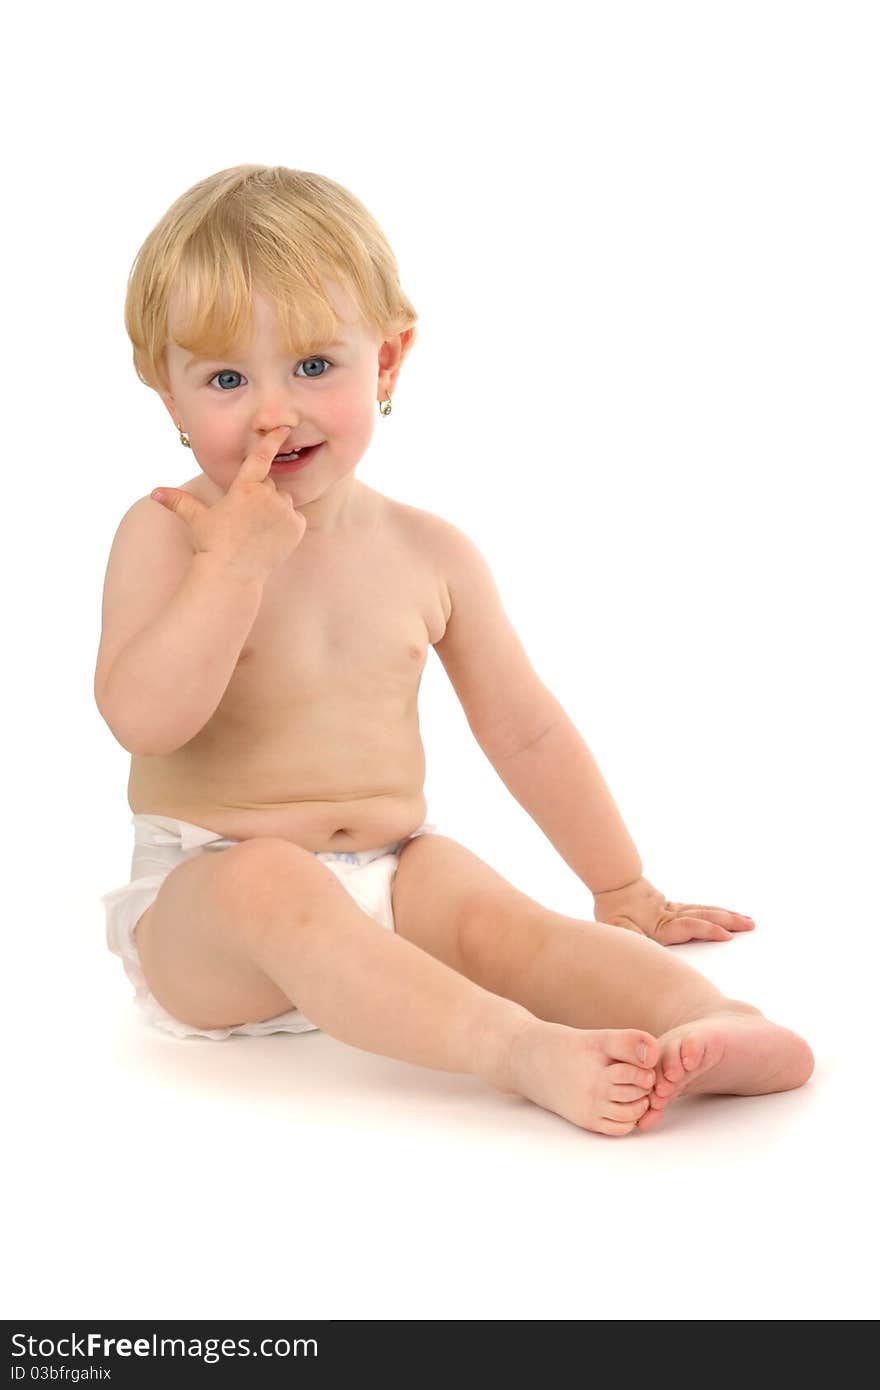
[636,1006,814,1132]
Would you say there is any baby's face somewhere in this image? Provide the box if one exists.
[161,279,399,503]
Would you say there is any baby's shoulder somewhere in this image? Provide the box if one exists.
[378,492,460,561]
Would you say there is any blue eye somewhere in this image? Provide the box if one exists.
[297,356,333,379]
[208,357,333,391]
[209,370,244,391]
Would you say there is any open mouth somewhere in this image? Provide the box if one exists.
[271,443,321,468]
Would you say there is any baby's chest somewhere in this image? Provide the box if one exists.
[229,556,442,710]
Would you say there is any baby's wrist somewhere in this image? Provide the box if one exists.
[194,550,270,591]
[592,874,644,898]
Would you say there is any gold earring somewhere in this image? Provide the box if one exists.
[177,424,191,448]
[379,391,392,417]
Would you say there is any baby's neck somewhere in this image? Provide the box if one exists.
[295,474,371,536]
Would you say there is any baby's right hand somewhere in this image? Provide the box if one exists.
[151,426,308,582]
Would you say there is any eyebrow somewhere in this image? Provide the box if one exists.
[184,342,348,371]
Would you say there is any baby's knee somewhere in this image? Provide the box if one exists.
[219,836,328,926]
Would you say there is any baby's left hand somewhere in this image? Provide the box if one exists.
[592,875,756,945]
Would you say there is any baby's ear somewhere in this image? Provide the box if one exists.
[379,326,416,391]
[396,325,417,365]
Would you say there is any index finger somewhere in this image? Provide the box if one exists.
[234,426,290,486]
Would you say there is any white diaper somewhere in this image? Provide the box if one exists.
[100,813,438,1041]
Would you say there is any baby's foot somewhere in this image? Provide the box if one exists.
[504,1021,660,1136]
[637,1005,814,1132]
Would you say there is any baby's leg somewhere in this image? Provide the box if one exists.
[456,902,814,1122]
[135,838,660,1136]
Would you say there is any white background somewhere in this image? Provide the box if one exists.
[3,0,878,1322]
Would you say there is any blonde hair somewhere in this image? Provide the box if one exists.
[124,164,418,395]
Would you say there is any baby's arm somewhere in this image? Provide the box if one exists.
[94,499,265,755]
[96,428,302,756]
[429,517,642,894]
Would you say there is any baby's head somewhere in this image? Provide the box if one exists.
[125,164,417,505]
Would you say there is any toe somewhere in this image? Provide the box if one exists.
[604,1029,659,1069]
[636,1103,666,1131]
[595,1117,642,1136]
[605,1097,651,1124]
[608,1063,656,1089]
[681,1035,707,1072]
[610,1083,653,1102]
[659,1040,686,1086]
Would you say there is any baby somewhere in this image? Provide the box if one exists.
[96,164,814,1135]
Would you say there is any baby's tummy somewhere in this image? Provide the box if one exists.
[126,711,428,852]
